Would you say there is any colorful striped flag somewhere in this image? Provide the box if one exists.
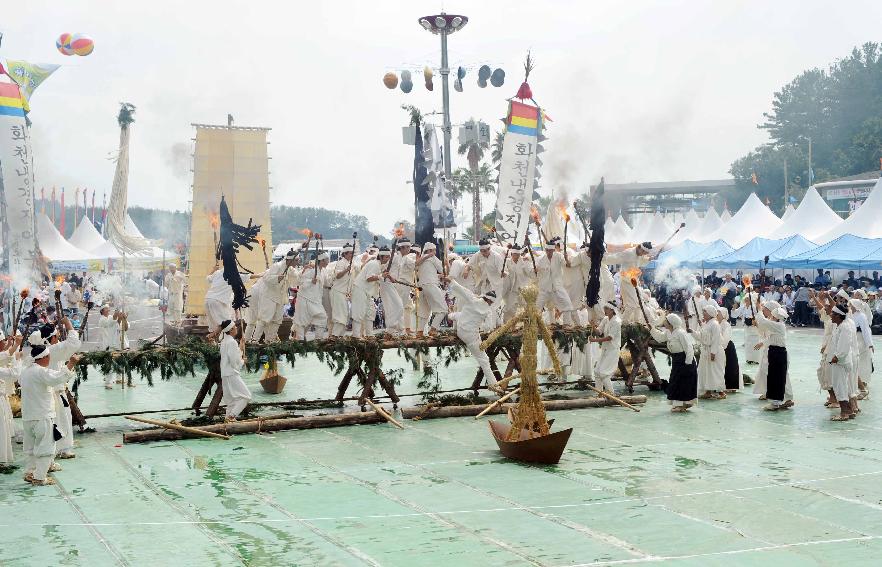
[507,101,540,136]
[0,82,25,118]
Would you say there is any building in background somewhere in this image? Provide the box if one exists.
[591,179,735,224]
[815,171,881,217]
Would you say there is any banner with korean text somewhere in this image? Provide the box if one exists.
[0,81,40,282]
[494,100,542,245]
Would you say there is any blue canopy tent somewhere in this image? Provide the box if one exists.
[678,240,735,269]
[701,235,816,270]
[767,234,882,270]
[647,239,709,269]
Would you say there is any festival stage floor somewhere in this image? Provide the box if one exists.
[3,327,882,566]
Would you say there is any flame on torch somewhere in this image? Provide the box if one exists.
[20,288,30,299]
[207,212,220,230]
[393,223,406,238]
[257,237,266,248]
[623,266,642,286]
[555,200,570,222]
[55,275,65,286]
[299,228,313,238]
[530,204,542,225]
[742,274,752,287]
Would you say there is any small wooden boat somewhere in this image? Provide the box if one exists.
[488,420,572,464]
[259,372,287,394]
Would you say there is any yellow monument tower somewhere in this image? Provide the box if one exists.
[185,123,273,316]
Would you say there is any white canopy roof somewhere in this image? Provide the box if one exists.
[703,193,782,248]
[671,209,701,245]
[817,176,882,243]
[768,187,843,241]
[720,208,732,223]
[690,207,723,243]
[68,217,106,252]
[780,204,796,221]
[37,214,98,262]
[605,216,633,245]
[636,212,674,244]
[614,215,632,238]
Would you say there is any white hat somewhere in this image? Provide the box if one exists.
[423,242,436,252]
[28,330,46,346]
[285,249,297,259]
[544,242,556,250]
[832,305,848,317]
[717,306,729,318]
[604,300,619,314]
[836,288,850,301]
[702,304,718,317]
[849,298,864,311]
[764,300,781,311]
[773,307,789,320]
[853,289,868,300]
[221,320,236,333]
[665,313,684,329]
[317,252,330,261]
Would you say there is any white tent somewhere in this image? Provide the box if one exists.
[816,176,882,243]
[69,217,107,252]
[768,187,843,241]
[671,209,701,244]
[37,214,98,262]
[628,212,652,242]
[703,193,782,248]
[637,212,674,244]
[605,216,633,245]
[780,204,796,221]
[720,208,732,223]
[690,207,724,243]
[614,214,632,239]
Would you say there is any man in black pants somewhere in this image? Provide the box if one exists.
[793,284,811,326]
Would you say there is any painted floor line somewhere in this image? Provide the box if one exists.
[560,534,882,566]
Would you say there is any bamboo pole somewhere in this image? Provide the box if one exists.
[583,384,641,412]
[124,415,231,440]
[475,387,521,419]
[403,395,648,420]
[366,399,404,429]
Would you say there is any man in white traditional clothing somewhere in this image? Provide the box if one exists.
[204,266,234,330]
[415,242,447,336]
[0,331,23,466]
[250,249,300,343]
[388,238,416,332]
[696,303,726,399]
[376,247,405,335]
[38,321,81,460]
[602,242,661,324]
[464,238,504,324]
[501,246,533,322]
[443,277,500,393]
[97,306,125,389]
[828,304,855,421]
[589,301,621,395]
[330,243,357,337]
[350,249,381,338]
[166,264,186,323]
[535,238,576,325]
[20,345,79,485]
[292,252,330,340]
[218,320,251,421]
[849,295,874,399]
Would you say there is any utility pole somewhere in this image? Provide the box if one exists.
[783,157,789,209]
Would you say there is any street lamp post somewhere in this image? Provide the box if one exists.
[418,13,468,185]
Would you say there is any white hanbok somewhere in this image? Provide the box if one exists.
[219,334,252,418]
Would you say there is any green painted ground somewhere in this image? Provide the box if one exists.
[3,327,882,566]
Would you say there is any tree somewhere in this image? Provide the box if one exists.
[731,42,882,210]
[458,119,491,243]
[451,164,496,240]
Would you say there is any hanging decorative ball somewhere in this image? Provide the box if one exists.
[477,65,491,88]
[400,80,413,93]
[453,78,463,92]
[490,68,505,87]
[56,33,75,55]
[457,66,466,80]
[516,81,533,100]
[70,34,95,56]
[383,72,399,89]
[424,66,434,91]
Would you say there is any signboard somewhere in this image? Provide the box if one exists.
[494,101,542,244]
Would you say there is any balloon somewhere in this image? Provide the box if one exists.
[56,33,74,56]
[490,68,505,87]
[400,80,413,93]
[383,72,398,89]
[70,34,94,56]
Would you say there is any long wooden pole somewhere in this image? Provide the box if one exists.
[584,383,641,412]
[365,400,404,429]
[475,387,520,419]
[124,415,231,440]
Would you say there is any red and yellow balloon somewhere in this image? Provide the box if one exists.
[56,33,94,56]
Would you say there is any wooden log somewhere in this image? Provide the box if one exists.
[124,415,231,440]
[583,384,641,412]
[124,411,386,443]
[401,395,648,420]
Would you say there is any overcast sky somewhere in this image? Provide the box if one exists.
[6,1,882,236]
